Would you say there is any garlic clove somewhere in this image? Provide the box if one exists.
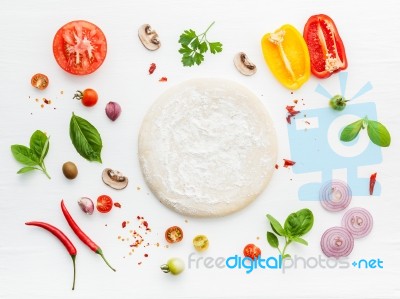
[105,101,121,121]
[78,197,94,215]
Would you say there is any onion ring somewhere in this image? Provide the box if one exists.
[319,180,352,212]
[341,207,373,239]
[320,226,354,258]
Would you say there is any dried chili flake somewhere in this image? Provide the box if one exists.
[122,221,127,228]
[293,99,298,104]
[114,202,122,208]
[369,172,377,195]
[283,159,296,168]
[159,77,168,82]
[275,164,279,169]
[144,254,148,257]
[305,120,311,125]
[149,63,156,75]
[286,115,292,124]
[285,105,300,124]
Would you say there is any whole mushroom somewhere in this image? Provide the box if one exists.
[102,168,128,190]
[138,24,161,51]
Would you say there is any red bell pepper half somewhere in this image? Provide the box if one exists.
[303,14,348,78]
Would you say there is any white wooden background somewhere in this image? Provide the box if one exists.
[1,0,399,298]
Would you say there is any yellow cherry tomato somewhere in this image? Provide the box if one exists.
[261,24,310,90]
[193,235,209,251]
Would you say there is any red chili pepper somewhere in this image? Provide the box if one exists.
[61,200,116,272]
[369,172,377,195]
[148,63,156,75]
[303,14,347,78]
[159,77,168,82]
[25,221,77,290]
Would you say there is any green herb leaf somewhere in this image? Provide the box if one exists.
[179,29,197,46]
[282,254,291,259]
[30,130,49,160]
[340,119,363,142]
[17,166,39,174]
[266,214,286,236]
[284,208,314,237]
[70,113,103,163]
[11,145,39,166]
[367,120,391,147]
[209,42,223,54]
[267,232,279,248]
[178,22,222,67]
[291,236,308,246]
[181,55,195,67]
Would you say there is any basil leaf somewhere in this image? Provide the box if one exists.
[11,145,39,166]
[30,130,49,160]
[17,166,39,174]
[266,214,286,236]
[70,113,103,163]
[284,209,314,237]
[367,120,391,147]
[291,236,308,246]
[340,119,363,142]
[267,232,279,248]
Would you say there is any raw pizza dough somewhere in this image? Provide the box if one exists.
[138,79,278,217]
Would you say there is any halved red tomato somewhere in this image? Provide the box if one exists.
[53,20,107,75]
[243,244,261,260]
[165,226,183,243]
[303,14,347,78]
[96,195,113,213]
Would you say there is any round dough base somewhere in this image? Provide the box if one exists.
[138,79,277,217]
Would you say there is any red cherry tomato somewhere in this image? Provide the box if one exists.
[243,244,261,260]
[73,88,98,107]
[53,20,107,75]
[165,226,183,243]
[303,14,347,78]
[31,73,49,90]
[96,195,113,213]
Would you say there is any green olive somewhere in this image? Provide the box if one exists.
[62,161,78,179]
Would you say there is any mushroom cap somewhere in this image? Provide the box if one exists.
[138,24,161,51]
[102,168,128,190]
[233,52,257,76]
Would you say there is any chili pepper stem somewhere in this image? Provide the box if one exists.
[71,255,76,290]
[96,248,116,272]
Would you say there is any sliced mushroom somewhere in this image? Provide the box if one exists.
[138,24,161,51]
[102,168,128,190]
[234,52,257,76]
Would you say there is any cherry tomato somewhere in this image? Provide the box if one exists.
[53,20,107,75]
[96,195,113,213]
[160,258,185,275]
[193,235,209,251]
[73,88,98,107]
[31,73,49,90]
[165,226,183,243]
[243,244,261,260]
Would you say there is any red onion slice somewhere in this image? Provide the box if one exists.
[321,226,354,258]
[319,180,352,212]
[341,207,373,239]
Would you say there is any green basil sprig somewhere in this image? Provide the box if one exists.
[11,130,51,179]
[266,209,314,260]
[70,113,103,163]
[340,116,391,147]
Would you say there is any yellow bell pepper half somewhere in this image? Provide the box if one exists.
[261,24,310,90]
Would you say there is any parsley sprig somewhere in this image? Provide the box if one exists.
[178,21,223,67]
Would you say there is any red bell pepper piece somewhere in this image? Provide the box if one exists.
[303,14,347,78]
